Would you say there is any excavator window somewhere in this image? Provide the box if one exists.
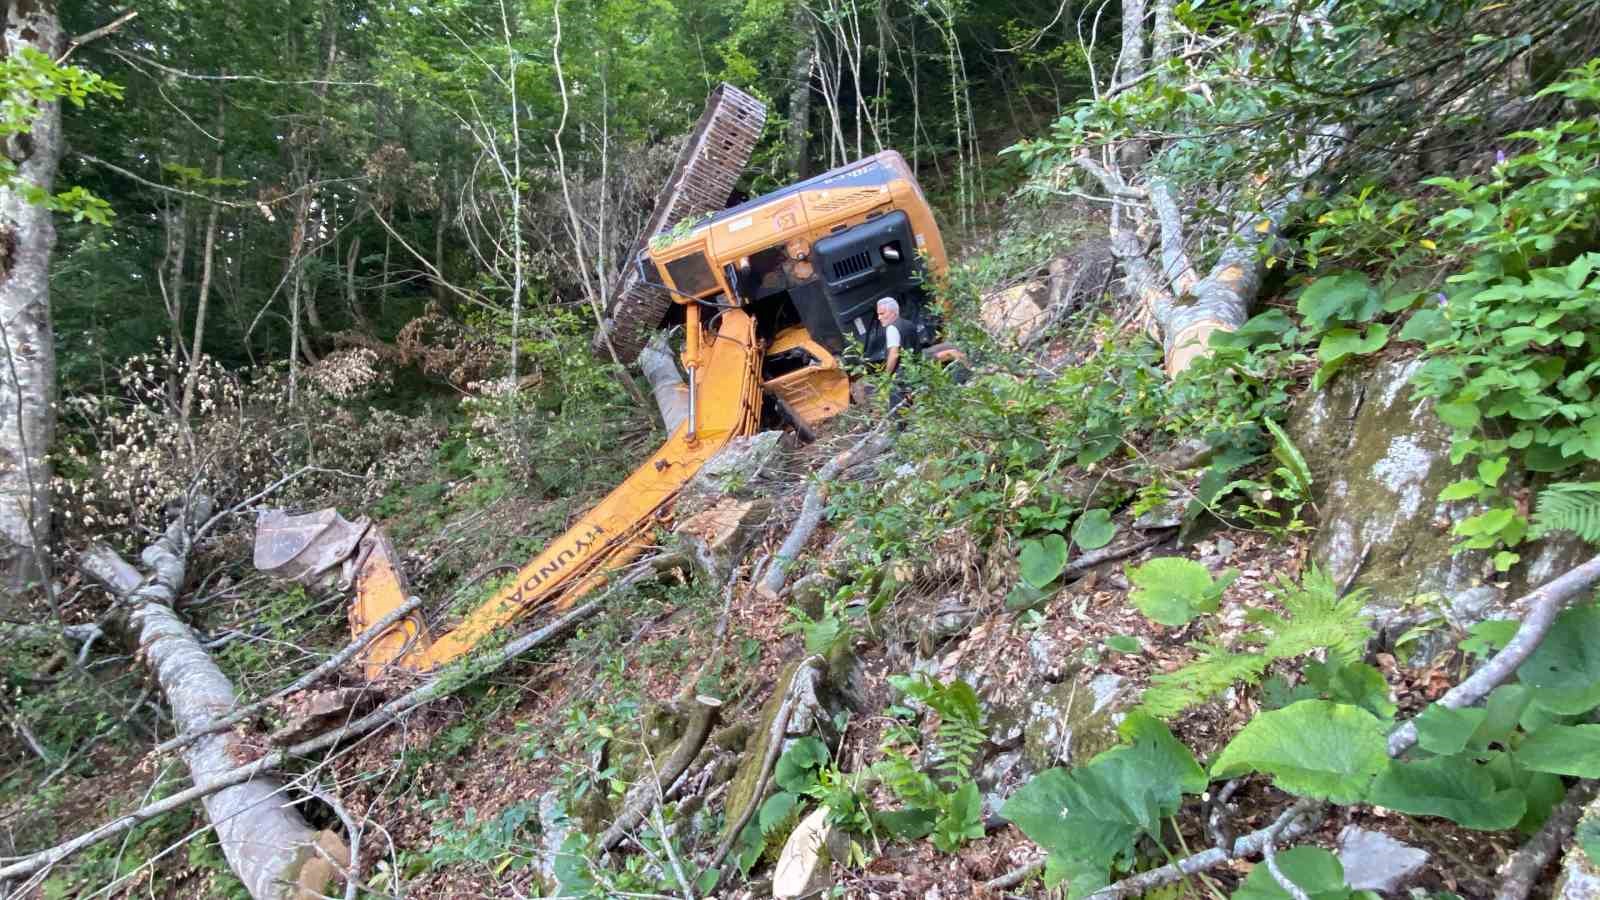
[665,251,718,296]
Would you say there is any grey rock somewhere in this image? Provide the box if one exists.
[1336,825,1428,892]
[535,790,572,889]
[1028,632,1063,682]
[1445,585,1508,630]
[1133,500,1184,530]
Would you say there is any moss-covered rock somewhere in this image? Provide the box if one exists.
[720,657,828,843]
[1019,672,1130,772]
[1291,356,1595,636]
[1290,357,1487,619]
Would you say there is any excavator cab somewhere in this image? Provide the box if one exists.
[639,149,949,436]
[264,86,953,679]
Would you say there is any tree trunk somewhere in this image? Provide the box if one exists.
[181,88,226,423]
[785,1,815,179]
[84,505,349,900]
[0,1,64,593]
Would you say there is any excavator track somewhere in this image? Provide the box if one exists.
[593,83,766,364]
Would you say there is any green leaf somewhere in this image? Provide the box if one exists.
[1576,814,1600,867]
[1001,716,1202,896]
[1125,557,1238,627]
[1478,457,1509,487]
[1461,619,1519,658]
[873,807,935,840]
[758,791,800,834]
[1233,847,1354,900]
[1517,605,1600,714]
[1019,534,1069,589]
[1072,509,1117,551]
[775,737,829,793]
[1368,756,1526,830]
[1104,634,1141,654]
[1005,581,1053,611]
[1413,704,1487,756]
[1435,401,1482,431]
[1398,307,1451,344]
[1517,725,1600,777]
[931,781,985,852]
[1439,479,1483,501]
[1304,660,1395,719]
[1314,324,1387,364]
[1211,700,1389,804]
[1297,272,1378,330]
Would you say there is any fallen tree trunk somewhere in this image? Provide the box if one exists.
[80,504,348,900]
[0,552,674,887]
[758,424,892,600]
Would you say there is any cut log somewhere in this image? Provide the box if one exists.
[84,504,349,900]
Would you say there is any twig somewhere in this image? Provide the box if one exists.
[1388,554,1600,757]
[1206,779,1243,850]
[1494,779,1599,900]
[600,696,721,851]
[759,426,893,598]
[1261,831,1311,900]
[1063,532,1171,578]
[651,801,694,900]
[303,783,363,900]
[57,10,138,62]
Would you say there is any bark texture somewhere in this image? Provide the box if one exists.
[89,506,348,900]
[0,0,63,594]
[784,0,815,178]
[639,336,689,435]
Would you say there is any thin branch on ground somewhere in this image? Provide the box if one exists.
[1494,779,1599,900]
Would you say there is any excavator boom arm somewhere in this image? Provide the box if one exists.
[348,310,762,676]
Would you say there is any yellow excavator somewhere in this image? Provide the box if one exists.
[257,85,950,678]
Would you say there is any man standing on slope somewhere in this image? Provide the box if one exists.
[876,297,909,411]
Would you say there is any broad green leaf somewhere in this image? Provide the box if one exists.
[1020,534,1069,589]
[1434,400,1482,431]
[1412,704,1487,756]
[1112,712,1208,795]
[1005,581,1053,611]
[1517,605,1600,714]
[1001,717,1201,896]
[1316,324,1390,364]
[1233,847,1353,900]
[932,781,985,852]
[1516,725,1600,777]
[1398,307,1450,343]
[1072,508,1117,551]
[1211,700,1388,804]
[1304,660,1395,719]
[1439,479,1482,501]
[775,736,829,792]
[1125,557,1238,627]
[1460,619,1519,658]
[758,791,800,834]
[1368,756,1526,830]
[874,807,935,840]
[1297,272,1378,329]
[1577,814,1600,867]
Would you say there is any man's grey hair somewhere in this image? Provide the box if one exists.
[876,297,900,316]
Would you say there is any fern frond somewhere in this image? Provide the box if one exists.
[1534,482,1600,544]
[1262,564,1372,664]
[1138,644,1269,719]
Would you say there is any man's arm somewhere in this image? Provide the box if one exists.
[885,345,899,373]
[885,323,901,372]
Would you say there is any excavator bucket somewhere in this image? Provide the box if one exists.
[347,527,431,677]
[254,508,370,588]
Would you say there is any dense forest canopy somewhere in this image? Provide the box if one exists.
[4,0,1600,897]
